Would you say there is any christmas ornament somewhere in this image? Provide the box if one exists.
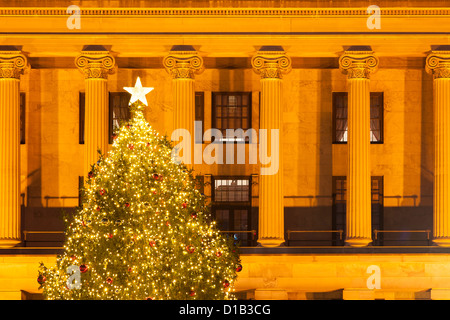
[186,245,195,254]
[236,264,243,272]
[37,275,46,285]
[79,264,88,273]
[125,202,130,208]
[182,202,187,209]
[106,277,113,284]
[191,212,198,219]
[189,290,196,297]
[149,240,156,247]
[99,188,106,195]
[216,251,222,257]
[223,280,230,288]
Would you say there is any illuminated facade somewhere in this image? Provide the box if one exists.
[1,0,450,300]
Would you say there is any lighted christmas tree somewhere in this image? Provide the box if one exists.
[38,78,241,300]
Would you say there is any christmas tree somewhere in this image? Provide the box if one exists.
[38,78,241,300]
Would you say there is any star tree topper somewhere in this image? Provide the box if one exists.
[123,77,154,106]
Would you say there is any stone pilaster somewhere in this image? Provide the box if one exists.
[75,47,115,176]
[0,50,27,248]
[426,49,450,246]
[163,45,203,166]
[339,49,378,247]
[252,47,291,247]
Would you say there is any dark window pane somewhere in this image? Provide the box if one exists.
[213,178,250,202]
[109,92,131,143]
[212,92,252,142]
[333,92,383,143]
[20,92,26,144]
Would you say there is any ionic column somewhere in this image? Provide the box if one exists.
[252,47,291,247]
[0,50,27,248]
[426,49,450,246]
[163,45,203,167]
[75,46,115,176]
[339,49,379,247]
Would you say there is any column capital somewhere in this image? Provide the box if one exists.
[0,49,27,79]
[75,46,115,79]
[339,50,379,79]
[426,50,450,79]
[251,47,291,79]
[163,46,204,79]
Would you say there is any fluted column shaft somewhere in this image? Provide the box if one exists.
[84,79,109,175]
[75,50,115,176]
[0,51,27,248]
[252,49,291,247]
[426,51,450,246]
[163,49,203,167]
[339,51,378,247]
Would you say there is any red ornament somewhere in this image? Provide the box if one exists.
[99,188,106,196]
[128,267,133,272]
[216,251,222,257]
[37,275,46,285]
[182,202,187,209]
[191,212,197,219]
[189,290,196,297]
[108,233,113,239]
[236,264,243,272]
[125,202,130,208]
[149,240,156,247]
[223,280,230,288]
[82,220,86,227]
[112,134,118,140]
[79,264,88,273]
[147,142,151,147]
[96,206,101,211]
[88,171,94,178]
[71,255,77,261]
[166,220,170,226]
[186,245,195,254]
[106,277,113,284]
[129,144,134,150]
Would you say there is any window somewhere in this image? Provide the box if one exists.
[20,92,25,144]
[79,92,85,144]
[213,178,250,202]
[332,176,384,245]
[195,92,204,144]
[109,92,131,143]
[212,176,253,246]
[212,92,252,143]
[332,92,384,143]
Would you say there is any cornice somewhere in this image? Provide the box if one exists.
[1,7,450,17]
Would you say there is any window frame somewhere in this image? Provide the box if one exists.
[79,92,85,145]
[195,91,204,144]
[211,92,252,144]
[332,176,384,245]
[109,92,132,144]
[332,92,384,144]
[20,92,26,145]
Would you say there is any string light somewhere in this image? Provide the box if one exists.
[38,85,241,300]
